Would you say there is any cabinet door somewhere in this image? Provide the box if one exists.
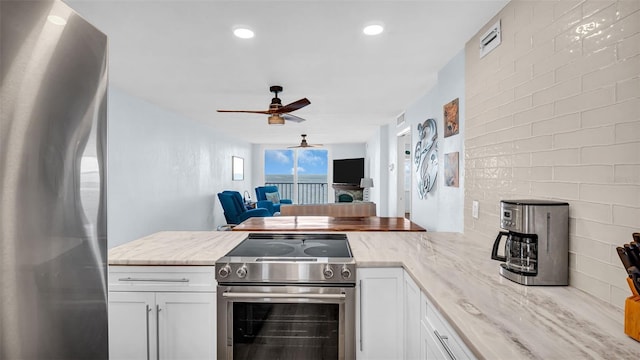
[356,267,404,360]
[109,291,157,360]
[157,292,216,360]
[404,273,421,360]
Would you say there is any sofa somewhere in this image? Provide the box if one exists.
[279,202,376,217]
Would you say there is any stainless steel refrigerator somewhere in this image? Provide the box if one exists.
[1,0,109,358]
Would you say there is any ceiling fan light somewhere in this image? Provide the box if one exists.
[268,115,285,125]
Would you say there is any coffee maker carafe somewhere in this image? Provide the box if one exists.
[491,200,569,286]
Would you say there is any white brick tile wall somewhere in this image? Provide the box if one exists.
[465,0,640,309]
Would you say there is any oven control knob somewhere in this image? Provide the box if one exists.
[218,264,231,278]
[341,266,352,280]
[236,265,248,279]
[323,265,334,279]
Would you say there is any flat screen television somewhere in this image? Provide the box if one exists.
[333,158,364,185]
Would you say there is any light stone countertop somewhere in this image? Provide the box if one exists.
[108,231,640,359]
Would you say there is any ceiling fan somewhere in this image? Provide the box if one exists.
[288,134,323,148]
[217,85,310,125]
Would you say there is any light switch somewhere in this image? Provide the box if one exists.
[472,200,479,219]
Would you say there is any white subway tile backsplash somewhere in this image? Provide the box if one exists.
[581,142,640,164]
[515,72,555,99]
[615,121,640,143]
[569,200,613,223]
[576,254,628,289]
[531,77,581,106]
[466,0,639,309]
[555,44,617,83]
[617,32,640,60]
[554,165,614,183]
[583,9,640,53]
[581,98,639,127]
[617,0,640,18]
[612,205,640,228]
[614,164,640,183]
[554,86,615,115]
[582,54,640,91]
[532,113,581,136]
[569,235,598,257]
[574,218,636,245]
[531,181,580,199]
[582,0,616,19]
[552,126,615,148]
[570,270,610,302]
[616,77,640,102]
[531,148,581,165]
[580,183,640,207]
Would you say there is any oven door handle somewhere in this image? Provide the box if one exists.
[222,292,346,300]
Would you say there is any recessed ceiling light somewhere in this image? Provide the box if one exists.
[233,27,254,39]
[363,23,384,36]
[47,15,67,26]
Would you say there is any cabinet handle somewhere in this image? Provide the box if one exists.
[359,279,363,352]
[145,305,151,360]
[156,305,161,360]
[434,330,457,360]
[118,277,189,283]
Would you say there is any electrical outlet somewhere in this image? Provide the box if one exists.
[472,200,479,219]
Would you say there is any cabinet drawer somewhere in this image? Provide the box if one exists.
[421,292,475,360]
[109,266,216,292]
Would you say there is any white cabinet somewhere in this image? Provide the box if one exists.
[356,267,404,360]
[420,291,475,360]
[108,266,216,360]
[404,273,421,360]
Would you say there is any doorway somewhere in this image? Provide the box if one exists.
[396,129,411,219]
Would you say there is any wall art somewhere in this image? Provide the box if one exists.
[443,98,459,138]
[444,152,459,187]
[415,118,438,199]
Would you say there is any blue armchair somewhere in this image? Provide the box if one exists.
[255,186,292,214]
[217,191,271,225]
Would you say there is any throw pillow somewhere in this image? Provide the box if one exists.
[265,192,280,204]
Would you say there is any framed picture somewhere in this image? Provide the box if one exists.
[232,156,244,181]
[443,98,459,138]
[444,152,459,187]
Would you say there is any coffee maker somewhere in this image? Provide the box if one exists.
[491,200,569,285]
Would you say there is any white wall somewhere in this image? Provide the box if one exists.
[401,50,466,232]
[108,88,252,248]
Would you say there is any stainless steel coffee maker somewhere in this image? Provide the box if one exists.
[491,200,569,285]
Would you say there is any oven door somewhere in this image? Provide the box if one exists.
[217,284,355,360]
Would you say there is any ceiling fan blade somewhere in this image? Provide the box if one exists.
[217,109,271,114]
[274,98,310,114]
[282,113,306,123]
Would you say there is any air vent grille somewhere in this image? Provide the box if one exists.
[396,112,405,127]
[479,20,501,58]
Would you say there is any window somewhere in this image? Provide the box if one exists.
[264,149,328,204]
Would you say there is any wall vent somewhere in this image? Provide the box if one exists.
[479,20,501,58]
[396,112,405,127]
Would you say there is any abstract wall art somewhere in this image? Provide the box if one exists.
[415,118,438,199]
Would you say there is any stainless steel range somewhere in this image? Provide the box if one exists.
[216,233,356,360]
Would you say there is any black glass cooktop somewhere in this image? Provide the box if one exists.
[226,233,352,258]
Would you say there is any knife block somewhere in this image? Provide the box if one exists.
[625,295,640,342]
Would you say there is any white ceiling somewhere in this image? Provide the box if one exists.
[67,0,507,146]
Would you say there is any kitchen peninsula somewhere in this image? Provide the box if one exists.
[108,231,640,359]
